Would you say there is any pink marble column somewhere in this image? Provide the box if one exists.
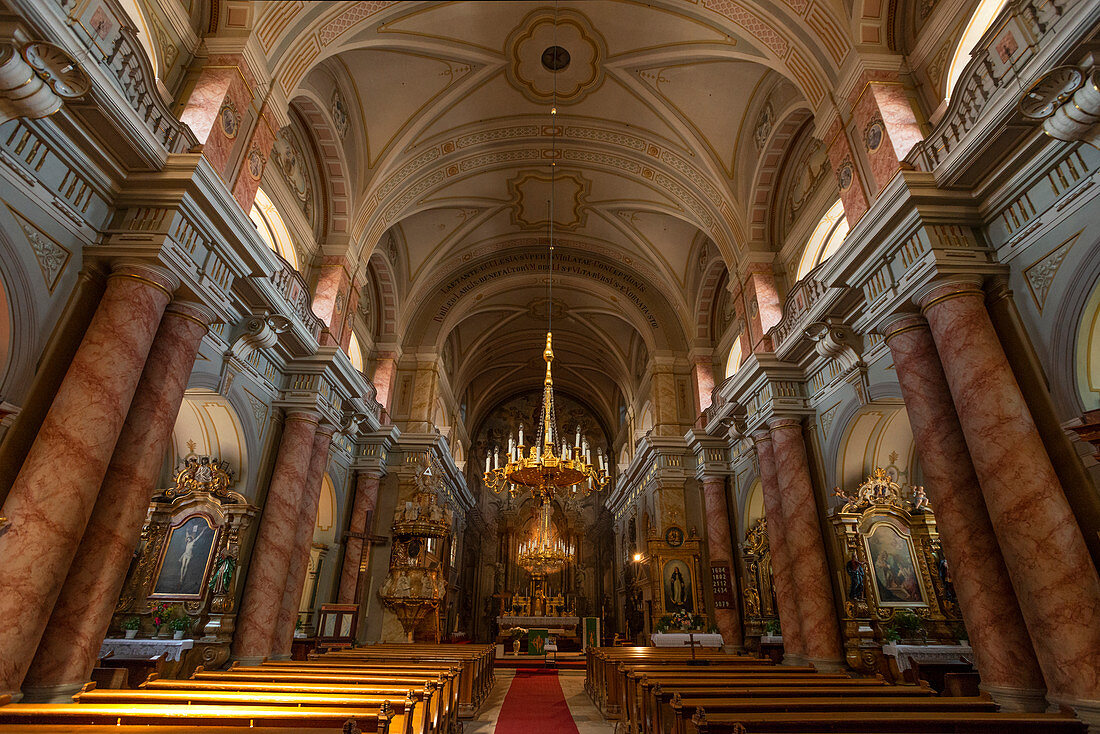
[700,476,742,648]
[338,471,382,604]
[752,430,805,665]
[232,411,320,663]
[0,263,176,699]
[768,418,844,670]
[882,313,1046,710]
[920,279,1100,708]
[271,426,335,659]
[22,301,214,701]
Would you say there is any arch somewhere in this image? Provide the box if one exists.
[0,209,43,402]
[748,107,814,245]
[724,338,744,379]
[1075,279,1100,412]
[118,0,161,78]
[314,472,338,547]
[290,92,353,238]
[367,252,398,340]
[795,199,848,280]
[830,401,918,499]
[170,389,249,494]
[251,189,300,270]
[348,331,365,372]
[945,0,1009,100]
[741,478,765,538]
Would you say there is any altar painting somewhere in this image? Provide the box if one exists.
[152,514,219,600]
[863,522,925,607]
[662,559,694,614]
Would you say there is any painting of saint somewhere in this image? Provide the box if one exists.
[153,515,218,599]
[662,559,694,613]
[865,523,924,606]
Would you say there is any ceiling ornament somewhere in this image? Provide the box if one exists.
[484,48,610,507]
[508,169,590,230]
[518,502,574,577]
[505,8,606,105]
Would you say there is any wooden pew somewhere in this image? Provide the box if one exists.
[72,685,427,734]
[142,677,445,734]
[193,667,456,734]
[0,702,392,731]
[674,705,1086,733]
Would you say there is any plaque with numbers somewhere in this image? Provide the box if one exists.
[711,564,733,609]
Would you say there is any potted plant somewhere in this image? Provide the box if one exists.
[294,618,307,639]
[149,601,171,638]
[121,616,140,639]
[168,613,189,640]
[883,609,927,644]
[762,619,781,639]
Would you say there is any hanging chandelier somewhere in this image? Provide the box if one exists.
[517,502,575,577]
[482,60,610,504]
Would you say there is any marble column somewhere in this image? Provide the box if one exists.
[700,476,742,649]
[768,418,844,670]
[882,313,1046,710]
[751,430,805,665]
[232,411,320,663]
[338,471,382,604]
[0,263,176,700]
[22,301,214,701]
[271,426,335,659]
[920,279,1100,710]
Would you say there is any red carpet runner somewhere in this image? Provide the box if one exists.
[494,671,580,734]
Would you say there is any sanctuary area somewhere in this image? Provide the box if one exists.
[0,0,1099,732]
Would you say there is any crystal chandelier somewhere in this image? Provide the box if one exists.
[517,502,575,577]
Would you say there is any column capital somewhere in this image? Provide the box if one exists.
[164,300,217,329]
[917,275,985,312]
[282,410,322,427]
[877,311,928,342]
[767,416,804,433]
[750,429,772,446]
[109,261,180,300]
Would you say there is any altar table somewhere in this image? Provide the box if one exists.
[497,615,579,629]
[99,637,194,662]
[882,642,974,672]
[651,632,724,648]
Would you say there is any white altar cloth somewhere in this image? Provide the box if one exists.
[882,643,973,672]
[99,637,194,662]
[651,632,724,648]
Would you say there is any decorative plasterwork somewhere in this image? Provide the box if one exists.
[504,9,606,105]
[10,208,71,293]
[1024,230,1080,312]
[507,169,590,230]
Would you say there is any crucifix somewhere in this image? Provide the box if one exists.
[684,632,707,666]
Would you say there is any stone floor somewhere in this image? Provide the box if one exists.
[465,669,613,734]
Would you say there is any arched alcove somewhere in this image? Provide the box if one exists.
[170,389,249,492]
[833,402,919,497]
[1076,281,1100,412]
[742,478,765,537]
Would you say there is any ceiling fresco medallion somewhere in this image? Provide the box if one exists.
[506,9,605,105]
[508,169,591,230]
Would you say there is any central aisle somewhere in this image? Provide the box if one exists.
[467,669,612,734]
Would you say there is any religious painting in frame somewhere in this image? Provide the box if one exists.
[862,521,926,607]
[661,558,695,614]
[151,513,220,601]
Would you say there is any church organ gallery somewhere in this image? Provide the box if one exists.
[0,0,1099,732]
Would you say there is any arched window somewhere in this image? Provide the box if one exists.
[796,199,849,280]
[118,0,160,78]
[348,331,365,373]
[945,0,1009,99]
[725,338,743,378]
[250,189,300,270]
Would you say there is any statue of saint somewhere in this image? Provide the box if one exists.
[846,556,866,599]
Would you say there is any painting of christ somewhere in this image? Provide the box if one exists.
[865,523,925,607]
[152,515,218,600]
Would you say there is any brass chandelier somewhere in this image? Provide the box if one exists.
[482,65,610,505]
[517,502,575,577]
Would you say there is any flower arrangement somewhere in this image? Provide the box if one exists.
[508,627,529,640]
[149,601,172,634]
[121,616,140,631]
[656,611,706,632]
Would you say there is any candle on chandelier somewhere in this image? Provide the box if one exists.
[575,426,581,448]
[485,453,491,473]
[518,423,524,446]
[494,447,500,469]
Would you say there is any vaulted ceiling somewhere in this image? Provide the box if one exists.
[255,0,843,431]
